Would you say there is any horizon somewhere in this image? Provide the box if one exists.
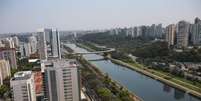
[0,0,201,34]
[0,17,200,34]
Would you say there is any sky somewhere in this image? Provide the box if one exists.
[0,0,201,33]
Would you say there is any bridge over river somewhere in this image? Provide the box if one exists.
[71,48,115,55]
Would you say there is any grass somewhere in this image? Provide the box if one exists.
[127,61,201,93]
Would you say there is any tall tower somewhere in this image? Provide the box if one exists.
[37,29,51,60]
[28,36,38,54]
[192,17,201,45]
[50,29,61,59]
[0,60,10,85]
[41,59,80,101]
[38,28,61,60]
[176,21,190,48]
[165,24,176,46]
[0,48,17,69]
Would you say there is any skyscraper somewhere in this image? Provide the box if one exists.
[41,59,80,101]
[37,28,61,60]
[28,36,38,54]
[11,36,19,48]
[191,17,201,45]
[37,29,49,60]
[2,38,15,48]
[19,42,31,57]
[165,24,176,46]
[10,71,36,101]
[0,59,10,85]
[176,21,190,48]
[156,24,163,38]
[0,47,17,69]
[50,29,61,59]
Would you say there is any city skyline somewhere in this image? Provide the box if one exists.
[0,0,201,33]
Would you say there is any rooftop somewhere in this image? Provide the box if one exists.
[34,71,43,94]
[11,71,32,81]
[0,47,15,51]
[41,59,77,72]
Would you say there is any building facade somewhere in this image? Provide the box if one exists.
[28,36,38,54]
[37,28,61,60]
[41,59,80,101]
[12,36,19,48]
[37,29,49,60]
[0,59,10,85]
[165,24,176,46]
[50,29,61,59]
[20,42,32,57]
[191,18,201,45]
[0,47,17,69]
[2,38,15,48]
[10,71,36,101]
[176,21,190,48]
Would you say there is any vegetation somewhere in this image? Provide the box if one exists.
[77,40,133,63]
[0,85,9,98]
[97,87,114,101]
[110,51,133,63]
[81,41,106,51]
[11,69,18,77]
[77,32,201,98]
[170,47,201,62]
[79,32,201,62]
[79,32,149,53]
[17,58,40,71]
[77,34,201,94]
[63,45,74,53]
[79,57,135,101]
[108,57,201,95]
[132,41,169,58]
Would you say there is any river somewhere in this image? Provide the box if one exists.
[66,43,201,101]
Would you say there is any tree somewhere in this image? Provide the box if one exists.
[11,69,18,77]
[97,87,113,101]
[0,85,9,97]
[104,74,112,85]
[133,41,169,58]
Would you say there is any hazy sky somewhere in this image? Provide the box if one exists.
[0,0,201,33]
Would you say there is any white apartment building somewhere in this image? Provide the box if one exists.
[28,36,38,54]
[10,71,36,101]
[12,36,19,48]
[19,42,31,57]
[0,59,10,85]
[176,21,190,48]
[2,38,15,48]
[165,24,176,46]
[37,29,49,60]
[41,59,80,101]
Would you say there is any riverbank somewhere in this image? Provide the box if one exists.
[78,57,143,101]
[76,43,95,52]
[64,43,143,101]
[78,42,201,99]
[109,58,201,98]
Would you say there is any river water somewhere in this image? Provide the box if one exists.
[66,44,201,101]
